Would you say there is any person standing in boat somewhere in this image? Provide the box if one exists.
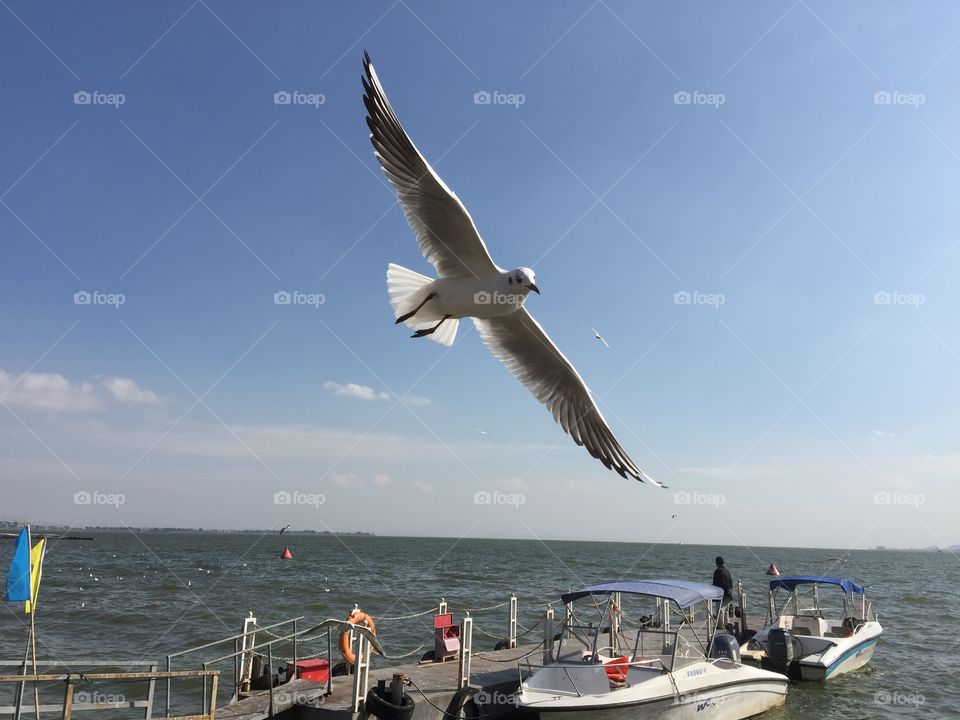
[713,556,733,625]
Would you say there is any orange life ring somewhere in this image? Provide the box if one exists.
[340,610,377,665]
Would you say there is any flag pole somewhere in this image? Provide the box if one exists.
[27,526,40,720]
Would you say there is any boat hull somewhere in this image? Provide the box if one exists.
[519,665,787,720]
[797,632,880,681]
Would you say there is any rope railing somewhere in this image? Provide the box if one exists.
[371,606,439,622]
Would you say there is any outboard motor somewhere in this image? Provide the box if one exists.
[763,628,799,678]
[708,633,741,662]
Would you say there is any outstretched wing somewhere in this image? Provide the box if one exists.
[363,53,499,279]
[473,309,662,486]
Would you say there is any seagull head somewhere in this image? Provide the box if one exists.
[508,267,539,295]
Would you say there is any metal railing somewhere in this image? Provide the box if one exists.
[0,670,218,720]
[165,616,303,716]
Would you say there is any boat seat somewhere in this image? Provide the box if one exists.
[791,627,811,636]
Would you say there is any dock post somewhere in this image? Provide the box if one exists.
[508,594,518,649]
[543,606,554,665]
[267,645,274,719]
[458,613,473,690]
[739,583,748,635]
[351,631,371,713]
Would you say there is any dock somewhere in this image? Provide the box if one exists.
[217,642,537,720]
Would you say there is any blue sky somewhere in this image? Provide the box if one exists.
[1,1,958,549]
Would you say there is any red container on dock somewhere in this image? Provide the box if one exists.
[287,658,330,684]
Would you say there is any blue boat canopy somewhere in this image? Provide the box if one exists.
[561,580,724,608]
[770,576,865,595]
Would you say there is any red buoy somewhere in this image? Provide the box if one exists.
[766,563,780,576]
[280,546,293,560]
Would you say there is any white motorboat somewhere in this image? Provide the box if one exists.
[516,580,788,720]
[740,575,881,681]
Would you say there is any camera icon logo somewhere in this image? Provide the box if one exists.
[873,91,891,105]
[274,490,292,505]
[474,291,492,305]
[673,291,691,305]
[473,491,492,505]
[474,91,492,105]
[74,291,92,305]
[673,91,691,105]
[274,91,292,105]
[274,291,292,305]
[74,91,92,105]
[873,291,891,305]
[673,491,691,505]
[74,491,92,505]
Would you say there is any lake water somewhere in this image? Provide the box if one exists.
[0,534,948,718]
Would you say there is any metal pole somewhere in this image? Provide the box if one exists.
[267,644,274,718]
[165,656,171,718]
[508,595,517,649]
[458,614,473,690]
[351,631,369,713]
[610,592,620,656]
[202,663,208,717]
[292,618,298,676]
[543,607,554,665]
[326,628,333,696]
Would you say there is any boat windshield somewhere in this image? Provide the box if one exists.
[774,584,875,624]
[555,591,718,672]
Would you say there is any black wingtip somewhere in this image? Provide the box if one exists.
[363,50,371,67]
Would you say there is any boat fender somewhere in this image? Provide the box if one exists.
[340,609,377,665]
[365,684,416,720]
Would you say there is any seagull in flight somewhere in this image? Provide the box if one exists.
[362,53,662,487]
[591,328,610,349]
[279,524,292,535]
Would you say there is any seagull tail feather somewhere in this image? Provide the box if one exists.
[386,263,459,346]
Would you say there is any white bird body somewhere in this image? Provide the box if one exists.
[364,53,663,487]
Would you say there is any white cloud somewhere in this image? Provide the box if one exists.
[0,369,100,411]
[400,393,431,407]
[102,377,162,405]
[324,381,390,401]
[872,429,896,439]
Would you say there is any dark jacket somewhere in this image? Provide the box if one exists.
[713,566,733,602]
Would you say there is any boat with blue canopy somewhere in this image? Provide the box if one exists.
[515,579,788,720]
[740,575,882,681]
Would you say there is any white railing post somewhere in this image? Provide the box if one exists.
[351,630,370,713]
[439,598,447,616]
[508,594,518,649]
[543,606,554,665]
[610,592,621,656]
[458,614,473,689]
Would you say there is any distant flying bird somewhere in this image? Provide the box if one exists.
[671,514,677,520]
[591,328,610,349]
[279,524,292,535]
[477,428,488,436]
[363,53,662,487]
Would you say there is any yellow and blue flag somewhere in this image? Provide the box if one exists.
[4,528,31,602]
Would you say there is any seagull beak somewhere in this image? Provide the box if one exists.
[527,283,540,295]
